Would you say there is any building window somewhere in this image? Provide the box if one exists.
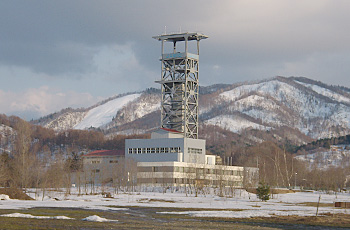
[109,160,118,163]
[170,147,180,153]
[92,169,100,173]
[152,166,159,172]
[188,148,202,154]
[128,146,183,154]
[91,161,100,164]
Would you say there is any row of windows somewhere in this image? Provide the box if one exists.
[128,147,181,154]
[188,147,202,154]
[139,166,243,176]
[90,160,118,164]
[139,178,243,187]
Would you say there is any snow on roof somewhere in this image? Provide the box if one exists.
[83,150,124,157]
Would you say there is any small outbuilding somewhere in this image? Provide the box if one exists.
[82,150,125,184]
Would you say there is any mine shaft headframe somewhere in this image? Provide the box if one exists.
[153,32,208,139]
[153,32,208,55]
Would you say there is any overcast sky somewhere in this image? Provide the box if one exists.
[1,0,350,120]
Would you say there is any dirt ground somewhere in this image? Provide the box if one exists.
[0,206,349,230]
[0,188,33,200]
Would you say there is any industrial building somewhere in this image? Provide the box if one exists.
[126,127,206,164]
[82,150,124,183]
[125,32,258,187]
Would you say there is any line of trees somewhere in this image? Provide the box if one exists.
[233,141,350,191]
[2,113,350,193]
[0,119,76,195]
[0,114,144,196]
[296,135,350,152]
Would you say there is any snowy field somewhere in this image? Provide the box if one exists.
[1,187,350,221]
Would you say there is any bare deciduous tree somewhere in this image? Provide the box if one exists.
[13,120,34,191]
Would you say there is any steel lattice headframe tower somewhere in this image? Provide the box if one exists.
[153,32,208,139]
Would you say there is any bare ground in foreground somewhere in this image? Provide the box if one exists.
[0,206,349,230]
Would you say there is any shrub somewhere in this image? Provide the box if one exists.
[256,182,270,201]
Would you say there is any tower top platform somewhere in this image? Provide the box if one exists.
[153,32,208,42]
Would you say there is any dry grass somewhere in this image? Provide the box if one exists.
[235,213,350,228]
[1,206,350,229]
[246,188,295,194]
[298,202,334,208]
[0,188,34,200]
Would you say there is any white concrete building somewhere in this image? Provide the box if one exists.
[126,128,206,164]
[125,127,257,188]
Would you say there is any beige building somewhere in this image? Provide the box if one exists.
[82,150,124,184]
[137,161,246,187]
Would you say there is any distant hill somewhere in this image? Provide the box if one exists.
[32,76,350,147]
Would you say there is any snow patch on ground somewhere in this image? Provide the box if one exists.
[0,213,73,219]
[74,94,141,129]
[0,194,10,200]
[1,188,350,219]
[82,215,118,222]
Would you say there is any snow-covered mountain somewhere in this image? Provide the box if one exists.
[33,77,350,143]
[34,89,161,132]
[74,93,141,130]
[203,76,350,139]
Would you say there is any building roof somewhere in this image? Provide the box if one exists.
[83,150,125,157]
[153,32,208,42]
[160,127,182,133]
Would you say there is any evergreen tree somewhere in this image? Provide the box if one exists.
[256,182,270,201]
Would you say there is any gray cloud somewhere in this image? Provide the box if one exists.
[1,0,350,119]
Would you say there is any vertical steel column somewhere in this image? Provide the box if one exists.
[184,36,188,138]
